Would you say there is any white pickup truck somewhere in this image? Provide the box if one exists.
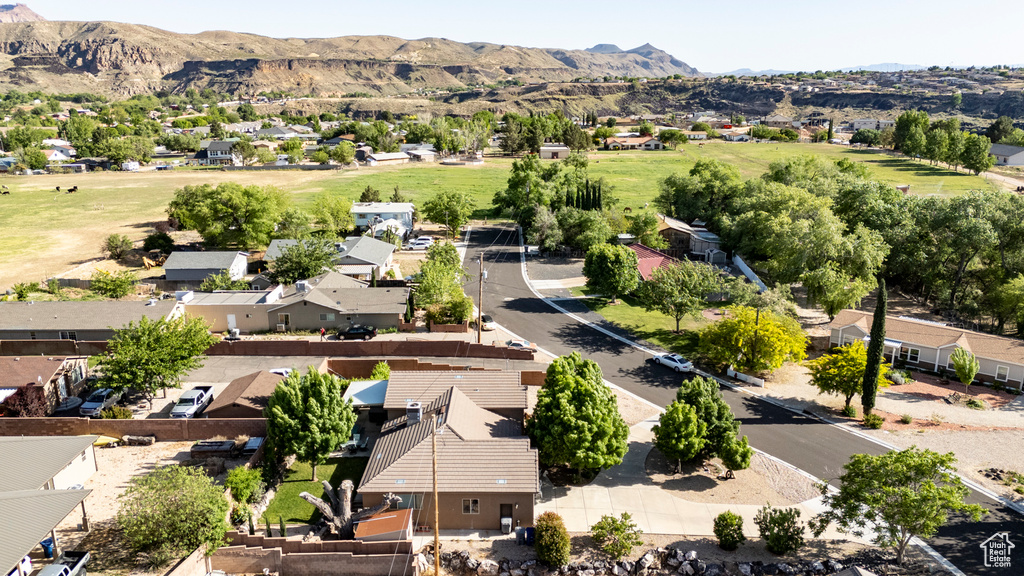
[170,386,214,419]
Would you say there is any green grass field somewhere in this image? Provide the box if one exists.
[570,288,706,357]
[260,457,369,524]
[0,141,1002,288]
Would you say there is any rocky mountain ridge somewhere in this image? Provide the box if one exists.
[0,4,44,24]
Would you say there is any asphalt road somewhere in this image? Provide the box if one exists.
[465,224,1021,576]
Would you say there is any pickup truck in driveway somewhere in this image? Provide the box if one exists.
[170,386,214,419]
[37,551,90,576]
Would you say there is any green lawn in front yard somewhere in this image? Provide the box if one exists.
[570,288,706,357]
[261,457,369,524]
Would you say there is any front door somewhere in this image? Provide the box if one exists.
[500,504,513,518]
[278,313,291,329]
[227,314,236,331]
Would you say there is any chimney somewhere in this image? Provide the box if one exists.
[406,402,422,424]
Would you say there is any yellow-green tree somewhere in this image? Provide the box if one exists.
[806,341,888,409]
[698,306,807,373]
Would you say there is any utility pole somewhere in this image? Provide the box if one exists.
[432,413,440,576]
[477,256,484,344]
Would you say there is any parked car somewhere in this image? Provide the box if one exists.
[268,368,293,376]
[507,339,537,351]
[36,551,89,576]
[338,324,377,340]
[407,236,434,250]
[476,314,497,331]
[79,388,121,417]
[652,353,693,373]
[170,386,214,419]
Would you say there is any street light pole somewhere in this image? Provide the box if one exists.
[477,256,484,344]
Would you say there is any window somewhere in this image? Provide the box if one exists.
[898,347,920,363]
[358,214,367,220]
[59,331,77,341]
[81,451,87,462]
[395,494,422,510]
[245,314,252,318]
[996,366,1009,382]
[841,335,857,347]
[319,313,335,322]
[29,331,36,340]
[462,499,480,514]
[947,357,956,370]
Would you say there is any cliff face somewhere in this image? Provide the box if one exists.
[0,4,45,23]
[0,21,700,96]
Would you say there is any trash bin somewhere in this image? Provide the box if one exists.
[515,527,526,545]
[40,538,54,559]
[524,527,535,545]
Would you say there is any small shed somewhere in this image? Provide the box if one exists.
[539,144,570,160]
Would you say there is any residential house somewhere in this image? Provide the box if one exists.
[267,236,397,280]
[539,144,570,159]
[681,130,708,141]
[763,114,794,129]
[367,152,410,165]
[721,130,751,142]
[656,214,726,263]
[352,202,415,232]
[359,386,538,531]
[0,436,97,576]
[0,300,183,341]
[163,251,248,283]
[990,143,1024,166]
[829,310,1024,390]
[0,157,18,172]
[179,286,288,333]
[851,118,895,132]
[193,141,240,166]
[0,357,89,414]
[268,280,410,332]
[324,135,357,147]
[407,149,437,162]
[382,371,528,421]
[626,244,677,281]
[251,140,279,152]
[204,371,286,418]
[604,137,663,150]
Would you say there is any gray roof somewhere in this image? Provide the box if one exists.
[205,141,235,152]
[185,291,276,306]
[164,251,245,271]
[338,236,396,267]
[0,300,178,332]
[272,286,408,315]
[990,143,1024,157]
[383,371,526,412]
[0,489,92,574]
[0,436,98,491]
[351,202,415,214]
[265,239,302,261]
[359,387,538,494]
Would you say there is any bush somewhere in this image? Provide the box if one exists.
[535,511,571,567]
[720,435,754,471]
[230,504,251,525]
[370,361,390,380]
[591,512,644,560]
[12,282,34,300]
[899,414,914,424]
[713,511,746,551]
[966,398,985,410]
[100,405,134,419]
[753,505,804,555]
[91,270,138,298]
[0,386,48,416]
[143,232,175,254]
[863,413,884,429]
[841,405,857,418]
[225,466,265,504]
[104,233,133,259]
[47,278,62,296]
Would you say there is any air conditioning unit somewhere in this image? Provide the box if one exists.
[406,402,422,424]
[276,323,286,332]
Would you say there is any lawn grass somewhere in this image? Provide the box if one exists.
[0,142,1000,288]
[261,457,369,524]
[571,288,706,357]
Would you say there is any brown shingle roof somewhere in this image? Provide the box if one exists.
[360,387,538,494]
[0,356,68,389]
[830,310,1024,365]
[205,371,284,416]
[382,371,526,412]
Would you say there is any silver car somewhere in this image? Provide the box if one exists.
[652,353,694,373]
[79,388,121,417]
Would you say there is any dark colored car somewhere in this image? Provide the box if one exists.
[338,324,377,340]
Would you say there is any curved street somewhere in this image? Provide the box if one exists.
[464,224,1021,576]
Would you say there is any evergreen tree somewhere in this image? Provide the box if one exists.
[566,189,575,209]
[862,278,887,415]
[596,180,603,210]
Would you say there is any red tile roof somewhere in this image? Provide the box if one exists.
[627,243,677,281]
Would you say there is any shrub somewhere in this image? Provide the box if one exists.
[899,414,914,424]
[888,371,905,385]
[91,270,138,298]
[225,466,265,504]
[12,282,33,300]
[966,398,985,410]
[230,504,251,525]
[713,511,746,551]
[841,405,857,418]
[279,516,287,537]
[591,512,644,560]
[0,386,48,416]
[47,278,62,296]
[535,511,571,567]
[753,504,804,555]
[100,405,134,419]
[104,233,134,259]
[720,435,754,471]
[143,232,175,254]
[863,413,884,429]
[370,361,391,380]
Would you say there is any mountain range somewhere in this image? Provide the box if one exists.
[0,13,699,97]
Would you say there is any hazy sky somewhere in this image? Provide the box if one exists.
[26,0,1024,72]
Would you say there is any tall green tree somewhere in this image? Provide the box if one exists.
[800,261,872,320]
[810,448,986,565]
[653,401,706,472]
[674,376,750,464]
[637,259,723,332]
[986,115,1016,144]
[168,183,288,249]
[526,352,629,477]
[861,278,887,415]
[422,189,475,240]
[961,133,995,175]
[265,367,357,481]
[698,306,807,374]
[949,347,980,394]
[583,244,640,304]
[269,237,338,284]
[807,341,887,409]
[98,315,218,404]
[311,193,354,236]
[626,212,668,249]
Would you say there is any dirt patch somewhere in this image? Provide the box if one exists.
[645,449,819,506]
[894,372,1019,409]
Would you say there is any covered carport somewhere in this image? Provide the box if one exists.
[1,488,92,576]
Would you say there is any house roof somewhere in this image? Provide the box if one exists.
[164,251,245,271]
[626,243,677,281]
[205,141,235,152]
[351,202,415,214]
[540,144,570,150]
[0,300,179,332]
[185,290,278,306]
[205,371,284,416]
[368,152,409,161]
[830,310,1024,365]
[765,114,794,122]
[383,371,526,412]
[359,387,538,494]
[272,284,408,315]
[0,489,92,575]
[0,435,98,491]
[606,137,657,146]
[338,236,396,267]
[354,508,413,539]
[0,356,72,390]
[990,143,1024,157]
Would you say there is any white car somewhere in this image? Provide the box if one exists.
[408,237,434,250]
[79,388,121,417]
[652,353,694,373]
[507,339,537,351]
[478,314,497,331]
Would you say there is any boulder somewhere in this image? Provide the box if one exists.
[737,563,752,576]
[809,561,824,573]
[467,558,480,571]
[776,564,795,576]
[619,561,634,574]
[479,560,500,576]
[638,552,656,570]
[684,551,698,562]
[678,564,695,576]
[704,565,722,576]
[510,570,525,576]
[612,565,628,576]
[825,560,843,573]
[579,570,595,576]
[666,557,681,567]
